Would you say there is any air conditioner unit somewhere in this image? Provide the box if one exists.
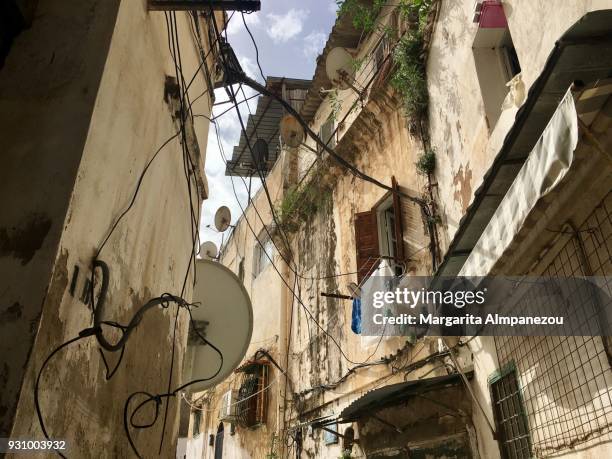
[219,390,238,421]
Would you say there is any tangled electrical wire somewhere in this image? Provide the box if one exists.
[34,4,440,457]
[34,9,232,459]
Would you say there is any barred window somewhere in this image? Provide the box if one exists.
[490,365,532,459]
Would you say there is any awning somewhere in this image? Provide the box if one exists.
[436,9,612,279]
[459,89,578,276]
[338,372,472,422]
[225,77,310,177]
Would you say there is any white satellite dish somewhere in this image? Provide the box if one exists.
[200,241,218,260]
[325,47,356,90]
[280,114,305,148]
[214,206,232,232]
[182,259,253,393]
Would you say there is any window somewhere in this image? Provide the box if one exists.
[490,365,532,459]
[319,117,336,153]
[192,410,202,437]
[253,231,274,277]
[373,36,390,71]
[472,2,521,129]
[235,361,269,428]
[354,177,405,283]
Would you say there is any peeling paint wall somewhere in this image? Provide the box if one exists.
[427,2,612,458]
[428,0,612,251]
[1,1,215,456]
[193,149,289,459]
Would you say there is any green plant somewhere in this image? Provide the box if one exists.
[338,449,353,459]
[336,0,386,34]
[399,0,434,30]
[330,89,342,122]
[416,148,436,175]
[391,31,428,119]
[276,179,329,234]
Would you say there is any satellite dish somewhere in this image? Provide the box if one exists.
[280,114,305,148]
[182,259,253,393]
[326,47,355,90]
[200,241,218,260]
[214,206,232,232]
[252,138,269,171]
[347,282,361,299]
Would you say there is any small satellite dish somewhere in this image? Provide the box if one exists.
[182,259,253,393]
[253,138,269,171]
[214,206,232,232]
[347,282,361,299]
[325,47,355,90]
[280,114,305,148]
[200,241,218,260]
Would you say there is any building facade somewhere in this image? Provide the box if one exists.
[182,1,612,458]
[1,1,221,456]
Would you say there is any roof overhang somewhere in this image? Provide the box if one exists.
[436,9,612,279]
[225,77,311,177]
[337,372,471,422]
[298,3,368,123]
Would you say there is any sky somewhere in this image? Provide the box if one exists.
[198,1,339,253]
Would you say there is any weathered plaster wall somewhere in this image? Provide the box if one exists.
[285,29,449,456]
[428,2,612,458]
[193,151,288,459]
[2,1,214,456]
[428,0,612,251]
[0,0,121,438]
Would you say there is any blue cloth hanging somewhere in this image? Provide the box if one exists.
[351,298,362,334]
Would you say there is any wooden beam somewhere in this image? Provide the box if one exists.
[148,0,260,12]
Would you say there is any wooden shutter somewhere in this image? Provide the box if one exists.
[391,176,405,261]
[354,210,380,284]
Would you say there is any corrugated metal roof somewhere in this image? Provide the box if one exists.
[225,77,311,177]
[338,372,470,421]
[436,9,612,279]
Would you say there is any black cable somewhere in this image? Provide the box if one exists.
[213,122,368,366]
[95,132,180,258]
[241,12,266,82]
[158,12,201,453]
[123,306,224,458]
[99,343,125,381]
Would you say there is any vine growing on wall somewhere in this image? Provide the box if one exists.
[337,0,442,268]
[336,0,387,34]
[276,170,331,234]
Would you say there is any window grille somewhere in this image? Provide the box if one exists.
[494,192,612,456]
[490,365,532,459]
[235,361,269,428]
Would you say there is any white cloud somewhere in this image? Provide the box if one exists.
[328,1,339,15]
[226,11,261,36]
[303,30,327,58]
[266,9,308,42]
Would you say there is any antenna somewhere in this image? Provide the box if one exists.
[325,47,357,90]
[182,259,253,393]
[200,241,218,260]
[279,114,305,148]
[214,206,232,232]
